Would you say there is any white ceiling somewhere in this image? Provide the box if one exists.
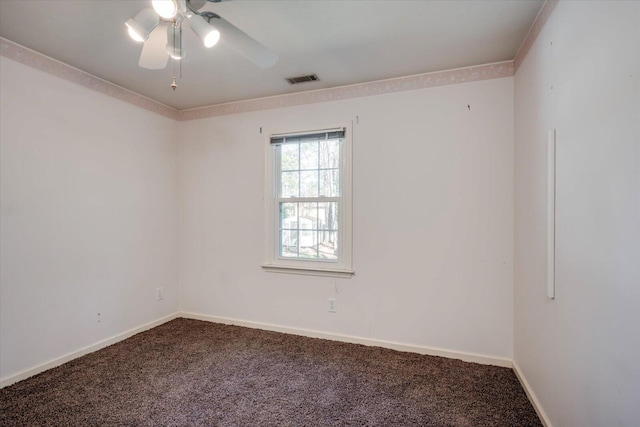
[0,0,543,110]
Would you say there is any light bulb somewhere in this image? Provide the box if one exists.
[189,14,220,48]
[127,27,145,42]
[125,9,159,42]
[203,28,220,48]
[152,0,178,19]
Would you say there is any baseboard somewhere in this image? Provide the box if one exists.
[513,361,552,427]
[0,312,180,388]
[180,311,513,368]
[0,310,516,390]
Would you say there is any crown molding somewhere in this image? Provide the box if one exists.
[178,61,514,121]
[2,36,516,122]
[513,0,559,72]
[0,37,180,120]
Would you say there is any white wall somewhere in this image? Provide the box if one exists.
[179,77,515,359]
[0,58,180,380]
[514,1,640,426]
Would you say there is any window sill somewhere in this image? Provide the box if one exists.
[261,264,354,278]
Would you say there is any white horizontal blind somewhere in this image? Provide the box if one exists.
[270,129,346,146]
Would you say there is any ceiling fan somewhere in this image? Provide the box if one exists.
[125,0,278,87]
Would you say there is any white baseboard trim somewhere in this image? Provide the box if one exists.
[180,311,513,368]
[513,361,552,427]
[0,311,517,391]
[0,312,180,388]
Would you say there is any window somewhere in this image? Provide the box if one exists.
[263,126,353,277]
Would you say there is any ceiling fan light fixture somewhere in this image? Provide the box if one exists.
[126,26,145,43]
[152,0,178,19]
[167,25,186,60]
[189,14,220,48]
[125,8,159,42]
[169,51,185,60]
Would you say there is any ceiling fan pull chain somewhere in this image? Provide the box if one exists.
[171,21,179,91]
[174,22,178,59]
[172,58,177,90]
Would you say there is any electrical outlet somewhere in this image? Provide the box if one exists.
[156,287,164,301]
[328,298,336,313]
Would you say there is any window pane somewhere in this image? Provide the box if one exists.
[279,200,339,261]
[281,171,299,198]
[280,144,299,171]
[300,142,318,170]
[299,203,317,259]
[319,139,340,169]
[299,230,319,259]
[280,230,298,257]
[318,202,338,231]
[318,231,338,260]
[299,202,318,225]
[300,171,318,197]
[280,202,298,229]
[319,169,340,197]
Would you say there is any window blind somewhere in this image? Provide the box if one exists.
[270,128,345,145]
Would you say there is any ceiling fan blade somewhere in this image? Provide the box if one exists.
[139,24,169,70]
[212,16,278,68]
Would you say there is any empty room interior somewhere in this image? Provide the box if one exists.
[0,0,638,426]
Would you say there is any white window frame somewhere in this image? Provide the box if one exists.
[262,124,353,278]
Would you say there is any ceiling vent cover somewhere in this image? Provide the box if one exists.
[286,74,319,84]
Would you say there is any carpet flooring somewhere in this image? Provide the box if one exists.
[0,318,542,426]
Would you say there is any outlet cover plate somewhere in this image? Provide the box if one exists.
[328,298,336,313]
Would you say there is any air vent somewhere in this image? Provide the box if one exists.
[286,74,319,84]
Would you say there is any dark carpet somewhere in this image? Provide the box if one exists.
[0,318,541,426]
